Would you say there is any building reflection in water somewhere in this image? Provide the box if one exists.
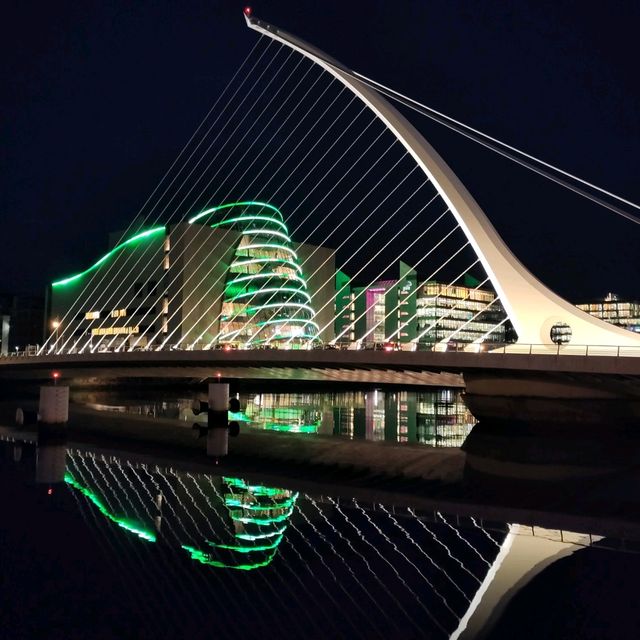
[246,389,476,447]
[3,436,634,640]
[79,387,476,448]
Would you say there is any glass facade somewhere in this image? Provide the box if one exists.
[195,203,320,347]
[337,269,508,349]
[576,293,640,333]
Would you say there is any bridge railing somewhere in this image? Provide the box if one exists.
[4,342,640,359]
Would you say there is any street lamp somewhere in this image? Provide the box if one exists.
[51,319,60,349]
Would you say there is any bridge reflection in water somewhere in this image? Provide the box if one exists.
[48,447,606,639]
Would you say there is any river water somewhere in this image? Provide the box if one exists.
[2,386,640,638]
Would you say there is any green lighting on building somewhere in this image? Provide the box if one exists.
[52,227,166,288]
[64,473,157,542]
[228,287,312,303]
[188,201,284,224]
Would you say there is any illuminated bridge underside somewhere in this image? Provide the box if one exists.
[245,15,640,349]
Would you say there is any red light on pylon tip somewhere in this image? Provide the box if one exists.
[216,372,222,378]
[243,6,252,17]
[47,488,53,495]
[52,371,61,380]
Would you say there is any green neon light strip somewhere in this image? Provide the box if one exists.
[239,243,298,258]
[231,257,302,273]
[229,287,311,303]
[210,215,289,233]
[264,423,319,434]
[231,507,295,524]
[247,302,315,315]
[181,545,277,571]
[242,229,291,241]
[209,535,284,553]
[257,319,319,329]
[188,201,284,224]
[222,478,290,496]
[64,473,156,542]
[227,272,306,287]
[52,227,166,287]
[235,527,286,541]
[223,497,297,510]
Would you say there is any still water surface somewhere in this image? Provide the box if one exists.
[81,387,476,447]
[1,435,639,639]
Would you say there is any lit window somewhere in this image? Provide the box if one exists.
[85,311,100,320]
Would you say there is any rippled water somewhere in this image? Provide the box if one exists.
[1,436,639,639]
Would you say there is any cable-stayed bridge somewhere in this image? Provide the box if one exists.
[5,12,640,402]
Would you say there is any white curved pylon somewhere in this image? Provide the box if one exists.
[246,14,640,347]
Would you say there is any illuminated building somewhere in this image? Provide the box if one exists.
[335,267,508,349]
[576,292,640,333]
[48,202,335,350]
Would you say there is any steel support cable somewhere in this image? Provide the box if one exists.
[199,480,319,636]
[67,459,176,632]
[98,54,318,352]
[61,41,286,354]
[190,118,392,348]
[437,512,493,567]
[305,497,422,635]
[150,472,267,631]
[328,209,454,344]
[414,275,491,343]
[332,62,640,223]
[342,498,449,635]
[244,147,414,347]
[377,503,471,606]
[151,473,261,629]
[287,509,394,638]
[149,81,358,350]
[280,533,372,640]
[195,477,294,636]
[274,169,434,347]
[197,111,388,347]
[335,226,464,346]
[411,266,484,343]
[94,47,304,353]
[239,142,407,347]
[175,472,307,636]
[407,509,483,585]
[136,73,348,351]
[363,241,473,345]
[140,471,249,630]
[475,317,509,345]
[42,36,268,354]
[125,61,328,353]
[82,45,299,353]
[443,293,499,344]
[178,113,392,349]
[46,37,273,354]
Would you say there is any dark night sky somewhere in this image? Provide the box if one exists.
[1,0,638,302]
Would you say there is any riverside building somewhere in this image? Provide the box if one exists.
[48,203,335,352]
[335,266,509,350]
[576,293,640,334]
